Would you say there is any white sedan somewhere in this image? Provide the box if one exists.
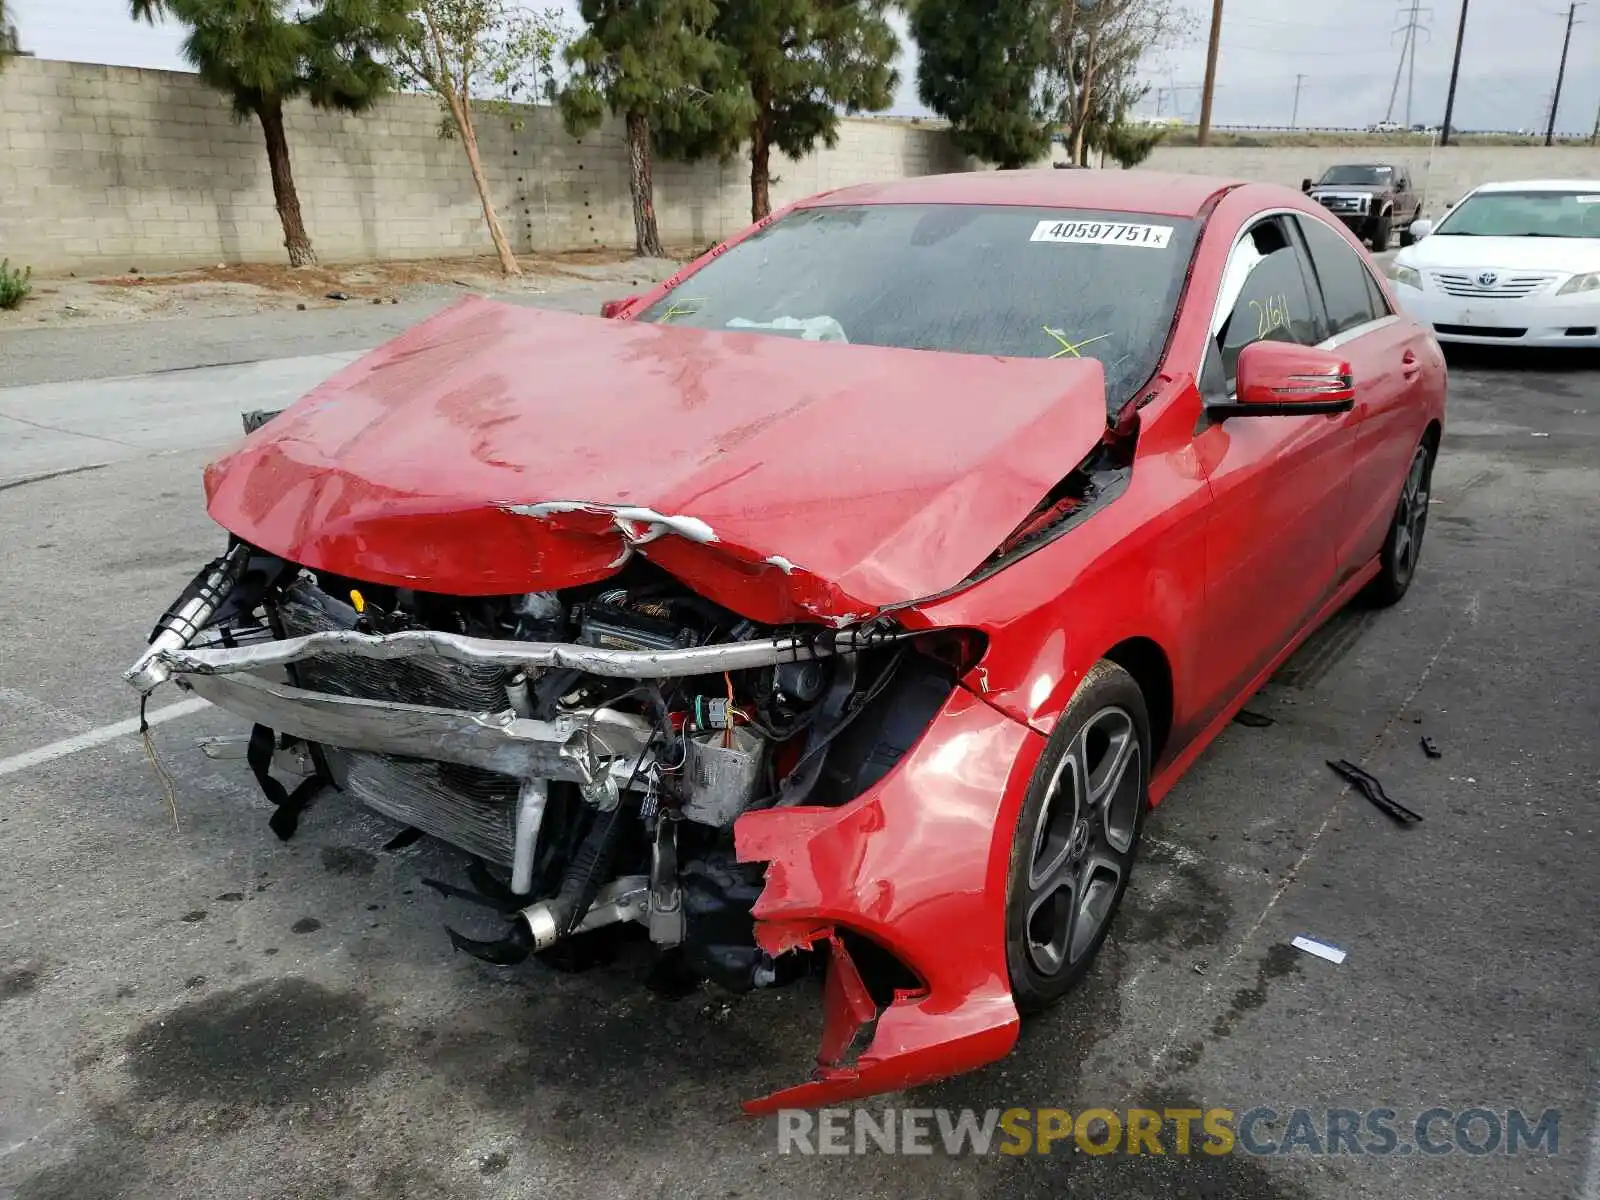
[1386,179,1600,346]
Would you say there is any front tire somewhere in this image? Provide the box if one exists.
[1361,437,1435,607]
[1369,212,1392,251]
[1005,660,1150,1013]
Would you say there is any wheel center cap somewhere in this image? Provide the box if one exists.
[1069,820,1091,861]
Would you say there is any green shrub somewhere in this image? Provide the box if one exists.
[0,259,30,310]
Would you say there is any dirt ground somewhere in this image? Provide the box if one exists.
[0,249,691,331]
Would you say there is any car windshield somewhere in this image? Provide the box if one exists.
[1320,166,1392,185]
[635,203,1200,412]
[1433,189,1600,238]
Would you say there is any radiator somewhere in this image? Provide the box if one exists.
[277,580,520,865]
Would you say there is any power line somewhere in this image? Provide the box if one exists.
[1386,1,1433,126]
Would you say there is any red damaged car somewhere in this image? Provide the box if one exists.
[125,171,1446,1111]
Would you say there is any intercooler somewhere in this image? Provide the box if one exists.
[276,581,520,865]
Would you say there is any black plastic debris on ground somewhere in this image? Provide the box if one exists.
[1327,759,1423,825]
[1233,709,1275,728]
[1420,736,1442,759]
[382,826,424,852]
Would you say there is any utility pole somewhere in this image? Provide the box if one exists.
[1545,1,1580,145]
[1590,97,1599,145]
[1197,0,1225,145]
[1291,73,1306,128]
[1439,0,1470,145]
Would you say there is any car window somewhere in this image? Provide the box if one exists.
[1298,216,1387,336]
[1364,268,1392,317]
[1213,217,1325,385]
[634,204,1201,414]
[1320,166,1392,186]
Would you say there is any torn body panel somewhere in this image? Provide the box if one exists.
[733,688,1046,1112]
[200,299,1110,624]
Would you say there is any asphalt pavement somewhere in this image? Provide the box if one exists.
[0,297,1595,1200]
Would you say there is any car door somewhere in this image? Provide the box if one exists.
[1194,213,1354,710]
[1294,213,1433,580]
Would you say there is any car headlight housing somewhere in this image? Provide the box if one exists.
[1557,271,1600,295]
[1387,262,1423,290]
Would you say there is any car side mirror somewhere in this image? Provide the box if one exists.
[1301,178,1313,192]
[1211,341,1356,419]
[600,295,641,319]
[1409,218,1434,241]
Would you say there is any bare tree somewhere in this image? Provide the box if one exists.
[396,1,570,276]
[1045,0,1189,165]
[1,0,16,67]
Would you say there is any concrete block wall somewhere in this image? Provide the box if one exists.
[0,57,967,273]
[1145,145,1600,219]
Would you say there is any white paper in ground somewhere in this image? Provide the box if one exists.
[1291,936,1347,965]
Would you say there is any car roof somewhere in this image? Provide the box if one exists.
[801,170,1250,218]
[1471,179,1600,192]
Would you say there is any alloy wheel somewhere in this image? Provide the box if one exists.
[1392,445,1432,582]
[1022,705,1143,976]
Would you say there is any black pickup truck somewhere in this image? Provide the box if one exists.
[1301,163,1423,251]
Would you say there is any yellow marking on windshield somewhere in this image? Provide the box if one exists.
[1042,327,1111,359]
[658,298,705,322]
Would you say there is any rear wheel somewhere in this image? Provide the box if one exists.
[1005,660,1150,1012]
[1361,438,1435,607]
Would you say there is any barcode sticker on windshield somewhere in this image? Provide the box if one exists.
[1030,219,1174,248]
[1577,195,1600,204]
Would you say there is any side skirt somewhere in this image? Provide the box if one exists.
[1149,557,1383,806]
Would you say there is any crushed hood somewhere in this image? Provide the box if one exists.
[204,297,1109,624]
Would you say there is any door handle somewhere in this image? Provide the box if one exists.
[1401,349,1420,379]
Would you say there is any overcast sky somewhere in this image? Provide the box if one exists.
[10,0,1600,134]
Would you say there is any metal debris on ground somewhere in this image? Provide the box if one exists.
[1420,735,1442,759]
[1326,759,1423,825]
[1233,709,1275,728]
[325,291,350,301]
[1291,935,1347,965]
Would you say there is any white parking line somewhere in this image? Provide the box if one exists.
[0,697,211,779]
[1582,1057,1600,1200]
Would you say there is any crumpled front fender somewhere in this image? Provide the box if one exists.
[733,688,1046,1113]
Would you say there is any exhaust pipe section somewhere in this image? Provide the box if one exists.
[445,874,651,966]
[521,875,649,950]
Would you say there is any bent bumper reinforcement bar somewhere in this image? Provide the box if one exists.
[176,671,658,786]
[125,624,918,694]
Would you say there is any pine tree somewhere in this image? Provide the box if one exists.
[668,0,898,223]
[913,0,1053,169]
[132,0,408,267]
[560,0,748,256]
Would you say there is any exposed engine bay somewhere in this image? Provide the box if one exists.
[127,542,967,995]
